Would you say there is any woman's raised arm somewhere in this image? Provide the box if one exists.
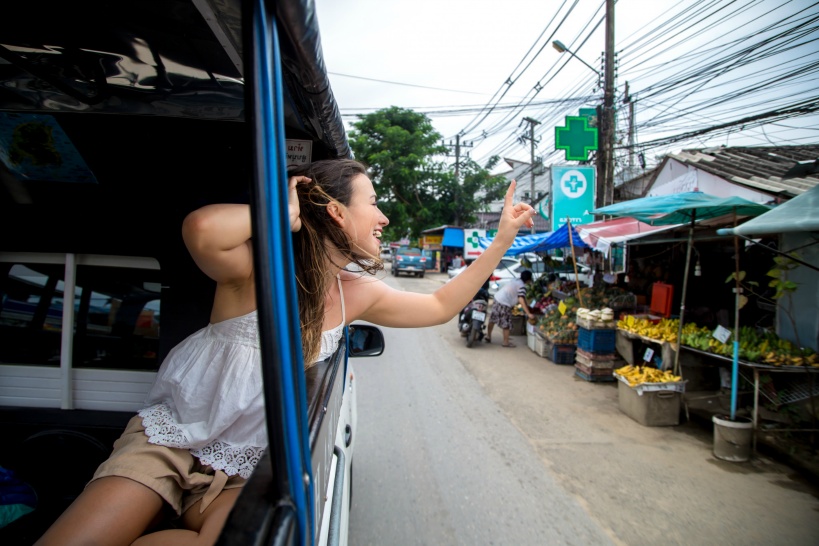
[352,180,536,327]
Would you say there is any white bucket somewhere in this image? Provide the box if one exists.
[712,414,753,462]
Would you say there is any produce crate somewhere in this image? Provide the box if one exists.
[576,347,617,362]
[543,339,576,365]
[578,327,616,354]
[574,361,616,382]
[510,315,525,336]
[534,332,550,358]
[576,316,617,330]
[574,350,618,370]
[527,330,536,352]
[615,375,686,426]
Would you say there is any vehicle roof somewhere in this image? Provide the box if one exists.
[0,0,349,158]
[0,0,349,257]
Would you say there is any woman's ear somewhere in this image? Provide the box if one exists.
[327,201,345,226]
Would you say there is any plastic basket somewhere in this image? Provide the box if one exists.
[574,350,618,370]
[574,362,616,382]
[534,333,550,358]
[578,327,616,354]
[576,316,617,330]
[546,341,576,365]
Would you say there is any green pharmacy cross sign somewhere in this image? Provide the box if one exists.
[555,116,598,161]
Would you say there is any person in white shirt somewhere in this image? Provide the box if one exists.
[486,270,534,347]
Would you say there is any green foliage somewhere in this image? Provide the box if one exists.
[348,107,508,240]
[766,253,801,299]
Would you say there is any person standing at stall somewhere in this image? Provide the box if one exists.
[486,270,534,347]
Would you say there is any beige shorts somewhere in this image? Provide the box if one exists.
[90,415,246,516]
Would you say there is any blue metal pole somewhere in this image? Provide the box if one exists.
[731,341,739,420]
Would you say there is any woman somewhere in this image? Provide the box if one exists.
[36,159,534,546]
[290,159,534,341]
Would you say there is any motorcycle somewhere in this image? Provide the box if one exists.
[459,287,489,348]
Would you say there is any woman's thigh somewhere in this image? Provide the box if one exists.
[182,488,242,537]
[35,476,165,546]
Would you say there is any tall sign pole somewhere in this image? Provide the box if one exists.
[522,117,540,233]
[596,0,615,209]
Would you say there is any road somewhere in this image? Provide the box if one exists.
[348,268,819,546]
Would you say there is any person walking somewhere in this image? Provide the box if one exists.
[486,270,535,347]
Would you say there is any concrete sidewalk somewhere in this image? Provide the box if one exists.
[422,266,819,484]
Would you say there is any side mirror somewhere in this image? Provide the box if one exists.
[348,324,385,357]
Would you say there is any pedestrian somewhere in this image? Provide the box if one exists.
[451,253,464,269]
[486,270,535,347]
[35,158,536,546]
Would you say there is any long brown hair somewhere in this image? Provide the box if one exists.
[288,159,384,366]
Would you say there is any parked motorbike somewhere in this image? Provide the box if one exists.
[459,287,490,348]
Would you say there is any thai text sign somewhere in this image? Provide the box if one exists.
[551,166,595,231]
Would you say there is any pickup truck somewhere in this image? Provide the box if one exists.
[0,1,382,545]
[392,247,428,278]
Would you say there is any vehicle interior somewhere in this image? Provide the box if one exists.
[0,1,375,544]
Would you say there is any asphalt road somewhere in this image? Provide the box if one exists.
[348,267,819,546]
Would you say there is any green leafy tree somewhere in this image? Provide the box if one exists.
[349,107,508,240]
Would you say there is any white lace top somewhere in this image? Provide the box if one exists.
[138,277,346,478]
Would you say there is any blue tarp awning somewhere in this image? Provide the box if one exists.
[478,223,592,256]
[442,227,464,247]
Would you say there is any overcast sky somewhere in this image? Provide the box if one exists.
[314,0,819,172]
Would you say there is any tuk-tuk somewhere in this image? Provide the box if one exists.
[0,1,378,544]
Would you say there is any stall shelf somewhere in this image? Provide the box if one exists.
[680,345,819,448]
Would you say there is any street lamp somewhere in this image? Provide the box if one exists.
[551,40,601,78]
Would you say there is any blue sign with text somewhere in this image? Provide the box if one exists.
[550,166,596,231]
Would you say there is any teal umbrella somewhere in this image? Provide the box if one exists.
[593,192,771,420]
[593,191,771,226]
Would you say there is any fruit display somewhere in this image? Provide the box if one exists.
[617,315,680,343]
[680,323,819,367]
[614,364,682,385]
[537,304,579,344]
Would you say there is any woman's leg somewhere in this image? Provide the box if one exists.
[35,476,165,546]
[132,488,241,546]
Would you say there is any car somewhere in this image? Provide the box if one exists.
[488,255,592,295]
[380,246,392,262]
[488,258,547,296]
[392,247,427,277]
[549,255,593,285]
[448,257,519,280]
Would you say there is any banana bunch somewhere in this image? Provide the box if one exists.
[617,315,680,343]
[762,351,819,367]
[614,364,682,386]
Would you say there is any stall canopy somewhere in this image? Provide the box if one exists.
[593,191,772,419]
[441,227,464,247]
[479,222,592,255]
[593,191,772,226]
[578,217,681,248]
[717,184,819,236]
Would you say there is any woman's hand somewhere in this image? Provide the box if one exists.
[495,180,536,245]
[288,175,311,232]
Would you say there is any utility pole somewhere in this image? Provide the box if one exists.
[522,117,540,233]
[443,135,473,225]
[624,81,635,168]
[596,0,615,209]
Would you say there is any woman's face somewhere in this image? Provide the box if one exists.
[342,173,389,256]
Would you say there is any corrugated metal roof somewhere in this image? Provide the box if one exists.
[668,145,819,198]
